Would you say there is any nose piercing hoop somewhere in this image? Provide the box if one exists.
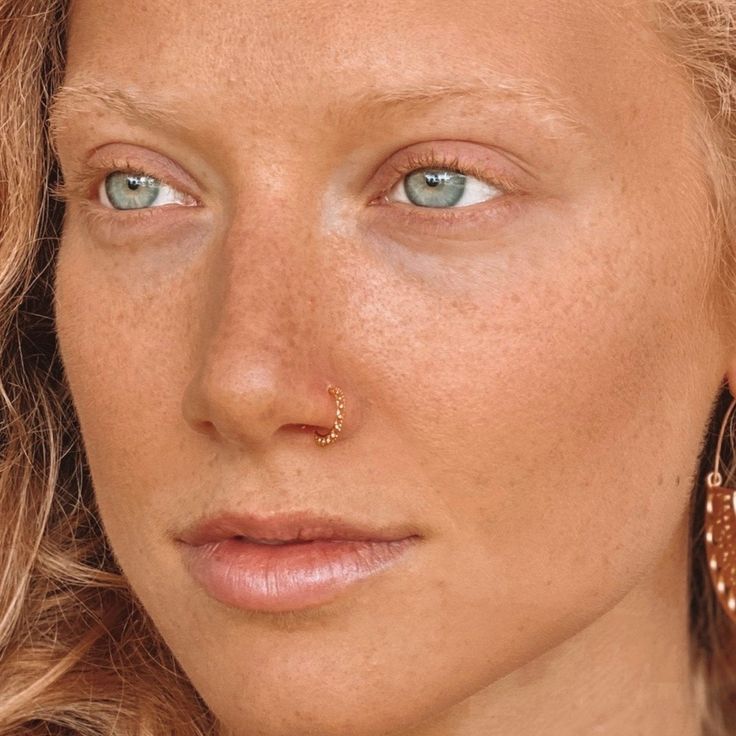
[314,385,345,447]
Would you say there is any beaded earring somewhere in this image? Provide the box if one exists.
[705,396,736,621]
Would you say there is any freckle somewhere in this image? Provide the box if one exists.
[676,475,681,486]
[657,473,663,486]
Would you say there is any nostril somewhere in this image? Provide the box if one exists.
[190,419,218,438]
[279,423,324,439]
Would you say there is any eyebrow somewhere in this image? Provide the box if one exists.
[48,82,193,152]
[48,74,588,152]
[342,76,588,137]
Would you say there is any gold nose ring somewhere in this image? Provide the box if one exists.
[314,385,345,447]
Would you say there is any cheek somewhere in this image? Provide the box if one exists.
[365,183,715,665]
[414,191,710,565]
[53,225,199,551]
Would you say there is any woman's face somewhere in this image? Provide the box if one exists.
[52,1,728,734]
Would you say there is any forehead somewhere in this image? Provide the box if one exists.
[62,0,679,142]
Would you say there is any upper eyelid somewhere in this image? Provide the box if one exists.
[388,166,507,196]
[54,153,201,207]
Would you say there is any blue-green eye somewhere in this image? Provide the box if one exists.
[389,168,503,208]
[100,171,192,210]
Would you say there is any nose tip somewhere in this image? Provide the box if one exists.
[182,366,351,450]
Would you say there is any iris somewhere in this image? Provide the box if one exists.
[104,172,161,210]
[403,169,466,208]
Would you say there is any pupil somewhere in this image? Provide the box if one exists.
[424,172,442,188]
[127,176,141,191]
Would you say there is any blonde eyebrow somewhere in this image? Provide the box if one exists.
[48,82,193,153]
[341,75,589,138]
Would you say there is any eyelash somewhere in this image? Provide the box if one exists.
[53,150,519,227]
[52,156,198,225]
[386,150,516,195]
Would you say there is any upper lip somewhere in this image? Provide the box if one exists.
[176,510,422,546]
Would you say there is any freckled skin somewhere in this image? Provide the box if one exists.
[53,1,730,735]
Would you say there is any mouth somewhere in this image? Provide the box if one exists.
[175,509,421,546]
[175,510,423,612]
[233,536,301,545]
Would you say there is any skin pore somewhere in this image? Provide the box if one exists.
[49,1,730,734]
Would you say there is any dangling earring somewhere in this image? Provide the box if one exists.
[314,385,345,447]
[705,395,736,621]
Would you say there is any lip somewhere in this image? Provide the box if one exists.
[175,511,423,612]
[176,510,421,545]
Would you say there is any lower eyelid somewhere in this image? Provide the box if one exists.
[73,197,211,246]
[81,198,159,224]
[367,191,523,231]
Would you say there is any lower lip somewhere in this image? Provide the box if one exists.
[178,536,419,612]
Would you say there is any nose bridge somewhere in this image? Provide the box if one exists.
[225,154,336,324]
[220,211,315,342]
[182,194,337,449]
[214,145,327,334]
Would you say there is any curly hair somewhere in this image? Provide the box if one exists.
[0,2,734,734]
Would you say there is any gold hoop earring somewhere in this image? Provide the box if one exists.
[705,395,736,621]
[314,385,345,447]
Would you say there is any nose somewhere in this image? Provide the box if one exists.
[181,212,352,452]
